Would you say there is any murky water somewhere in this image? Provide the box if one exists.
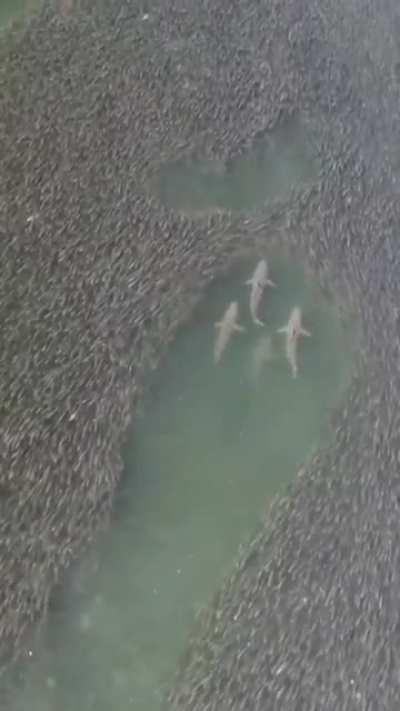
[156,116,318,215]
[4,253,353,711]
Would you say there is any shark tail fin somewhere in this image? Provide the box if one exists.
[277,326,288,334]
[300,328,311,337]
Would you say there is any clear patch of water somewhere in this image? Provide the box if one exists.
[155,116,318,215]
[4,255,353,711]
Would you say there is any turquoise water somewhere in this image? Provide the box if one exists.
[4,255,353,711]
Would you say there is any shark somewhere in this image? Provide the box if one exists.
[277,306,311,378]
[245,259,276,327]
[214,301,245,364]
[250,334,274,384]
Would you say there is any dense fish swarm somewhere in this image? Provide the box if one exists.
[1,0,400,707]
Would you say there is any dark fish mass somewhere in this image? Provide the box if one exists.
[2,0,400,708]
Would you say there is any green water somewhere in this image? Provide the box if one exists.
[0,0,40,30]
[5,256,353,711]
[156,116,317,214]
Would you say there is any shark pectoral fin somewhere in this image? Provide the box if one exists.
[267,279,276,287]
[253,318,265,327]
[301,328,311,337]
[277,326,288,334]
[245,279,253,286]
[234,324,246,333]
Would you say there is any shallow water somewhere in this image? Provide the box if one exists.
[156,116,317,214]
[4,254,353,711]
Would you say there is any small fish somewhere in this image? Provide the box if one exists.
[277,306,311,378]
[214,301,245,364]
[245,259,276,326]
